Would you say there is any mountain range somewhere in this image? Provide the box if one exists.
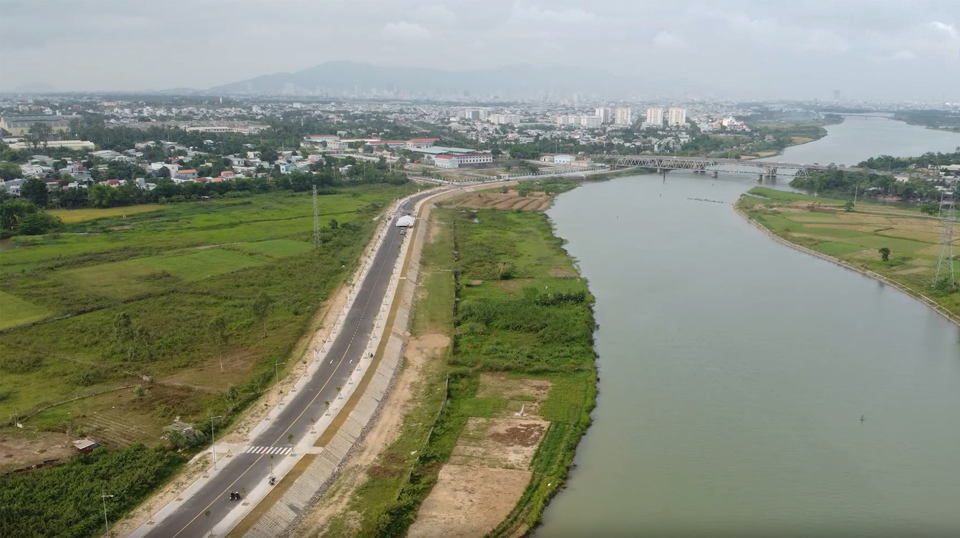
[207,61,714,100]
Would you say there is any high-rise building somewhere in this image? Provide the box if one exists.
[667,107,687,127]
[613,107,633,126]
[645,108,664,126]
[581,115,602,128]
[595,107,612,124]
[489,113,520,125]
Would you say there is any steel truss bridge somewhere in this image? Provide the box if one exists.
[614,155,861,179]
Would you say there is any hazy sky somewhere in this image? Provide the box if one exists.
[1,0,958,100]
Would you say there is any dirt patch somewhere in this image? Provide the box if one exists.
[456,192,551,212]
[407,465,531,538]
[449,418,547,469]
[0,430,74,473]
[476,373,551,401]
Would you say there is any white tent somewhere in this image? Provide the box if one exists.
[396,215,415,227]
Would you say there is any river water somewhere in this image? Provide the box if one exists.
[537,117,960,537]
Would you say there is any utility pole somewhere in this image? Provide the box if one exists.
[102,490,114,537]
[210,414,223,470]
[313,185,321,248]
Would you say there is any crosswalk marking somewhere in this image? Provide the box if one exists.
[243,445,292,455]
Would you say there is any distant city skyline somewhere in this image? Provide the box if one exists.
[1,0,959,101]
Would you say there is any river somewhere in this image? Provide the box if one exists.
[536,117,960,537]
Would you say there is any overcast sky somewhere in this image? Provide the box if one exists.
[1,0,958,101]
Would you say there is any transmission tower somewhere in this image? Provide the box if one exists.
[934,197,956,286]
[313,185,322,248]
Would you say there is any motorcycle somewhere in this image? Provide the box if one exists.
[229,492,242,501]
[268,477,276,486]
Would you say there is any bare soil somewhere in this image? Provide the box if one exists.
[449,417,548,469]
[456,191,551,212]
[406,465,532,538]
[0,430,74,473]
[408,373,551,537]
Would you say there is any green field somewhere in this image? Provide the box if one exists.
[740,187,960,316]
[0,290,53,330]
[48,204,165,223]
[139,249,264,280]
[0,184,419,453]
[320,194,598,537]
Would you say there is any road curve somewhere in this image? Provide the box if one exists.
[141,189,440,538]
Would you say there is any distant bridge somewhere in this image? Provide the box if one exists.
[614,155,861,179]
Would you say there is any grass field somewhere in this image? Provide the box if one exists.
[0,290,53,330]
[49,204,165,223]
[0,184,419,461]
[739,187,960,316]
[317,186,598,537]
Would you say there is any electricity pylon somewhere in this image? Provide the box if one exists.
[934,196,956,286]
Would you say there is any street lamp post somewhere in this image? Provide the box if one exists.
[102,490,114,537]
[275,358,286,406]
[210,414,223,470]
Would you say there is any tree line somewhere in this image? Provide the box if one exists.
[0,159,408,236]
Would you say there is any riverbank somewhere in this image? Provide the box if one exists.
[735,188,960,327]
[292,182,598,538]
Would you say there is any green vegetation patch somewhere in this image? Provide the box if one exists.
[457,396,507,417]
[0,290,53,330]
[139,249,264,281]
[234,239,313,258]
[0,445,185,538]
[811,241,869,256]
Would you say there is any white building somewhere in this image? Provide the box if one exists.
[595,107,612,124]
[489,114,520,125]
[580,115,602,128]
[614,107,633,126]
[645,108,664,127]
[553,154,575,165]
[668,107,687,127]
[433,152,493,169]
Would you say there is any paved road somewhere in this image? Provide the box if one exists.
[144,190,438,538]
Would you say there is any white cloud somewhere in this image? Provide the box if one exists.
[471,38,484,50]
[415,4,456,24]
[509,2,597,24]
[930,21,958,38]
[382,21,432,41]
[653,31,686,51]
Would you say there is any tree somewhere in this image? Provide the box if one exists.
[920,201,940,216]
[17,210,63,235]
[20,178,49,208]
[0,200,38,231]
[0,162,22,181]
[878,247,891,262]
[842,200,855,212]
[252,291,273,338]
[27,122,53,149]
[209,315,229,372]
[133,385,146,399]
